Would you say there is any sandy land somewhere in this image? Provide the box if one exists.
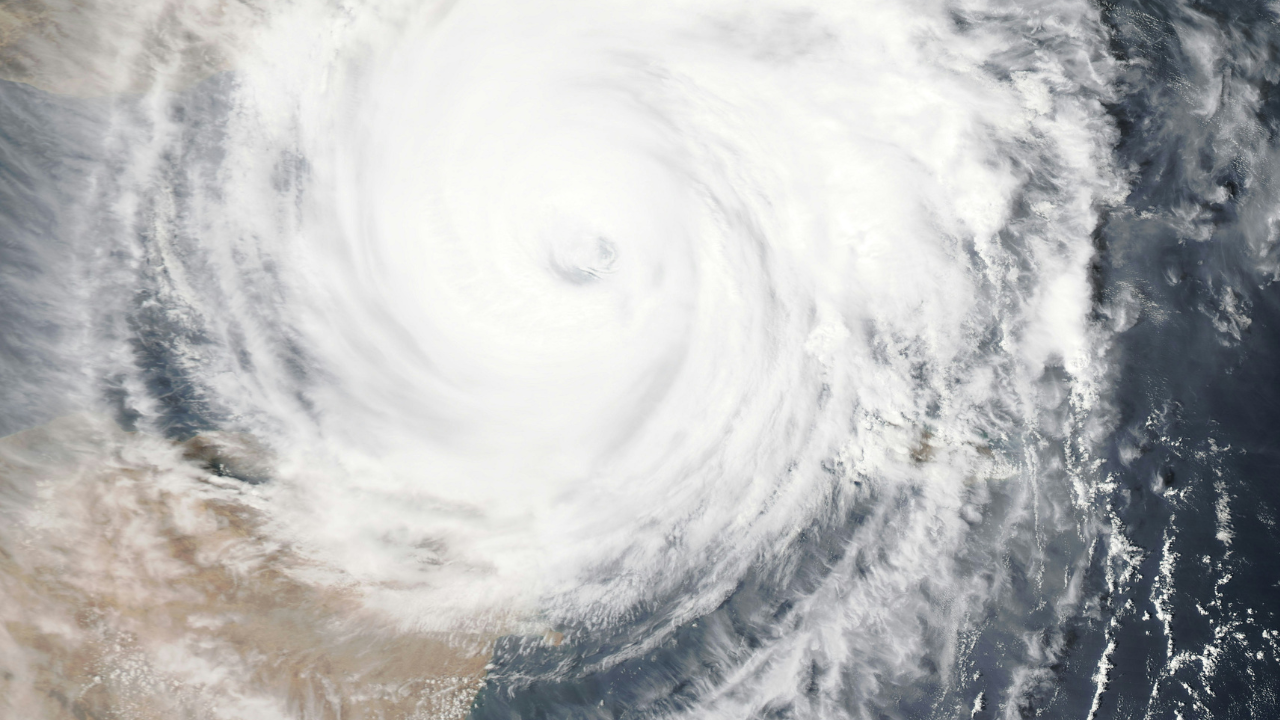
[0,415,494,720]
[0,0,259,96]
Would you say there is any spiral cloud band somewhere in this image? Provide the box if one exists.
[5,0,1277,718]
[203,0,1118,634]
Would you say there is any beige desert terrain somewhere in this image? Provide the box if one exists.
[0,0,259,95]
[0,415,495,720]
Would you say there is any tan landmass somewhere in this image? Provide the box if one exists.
[0,415,494,720]
[0,0,261,96]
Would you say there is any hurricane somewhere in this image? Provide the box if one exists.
[2,0,1279,718]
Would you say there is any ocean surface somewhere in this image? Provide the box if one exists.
[1,1,1278,718]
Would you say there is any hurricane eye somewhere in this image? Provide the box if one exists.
[549,236,619,284]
